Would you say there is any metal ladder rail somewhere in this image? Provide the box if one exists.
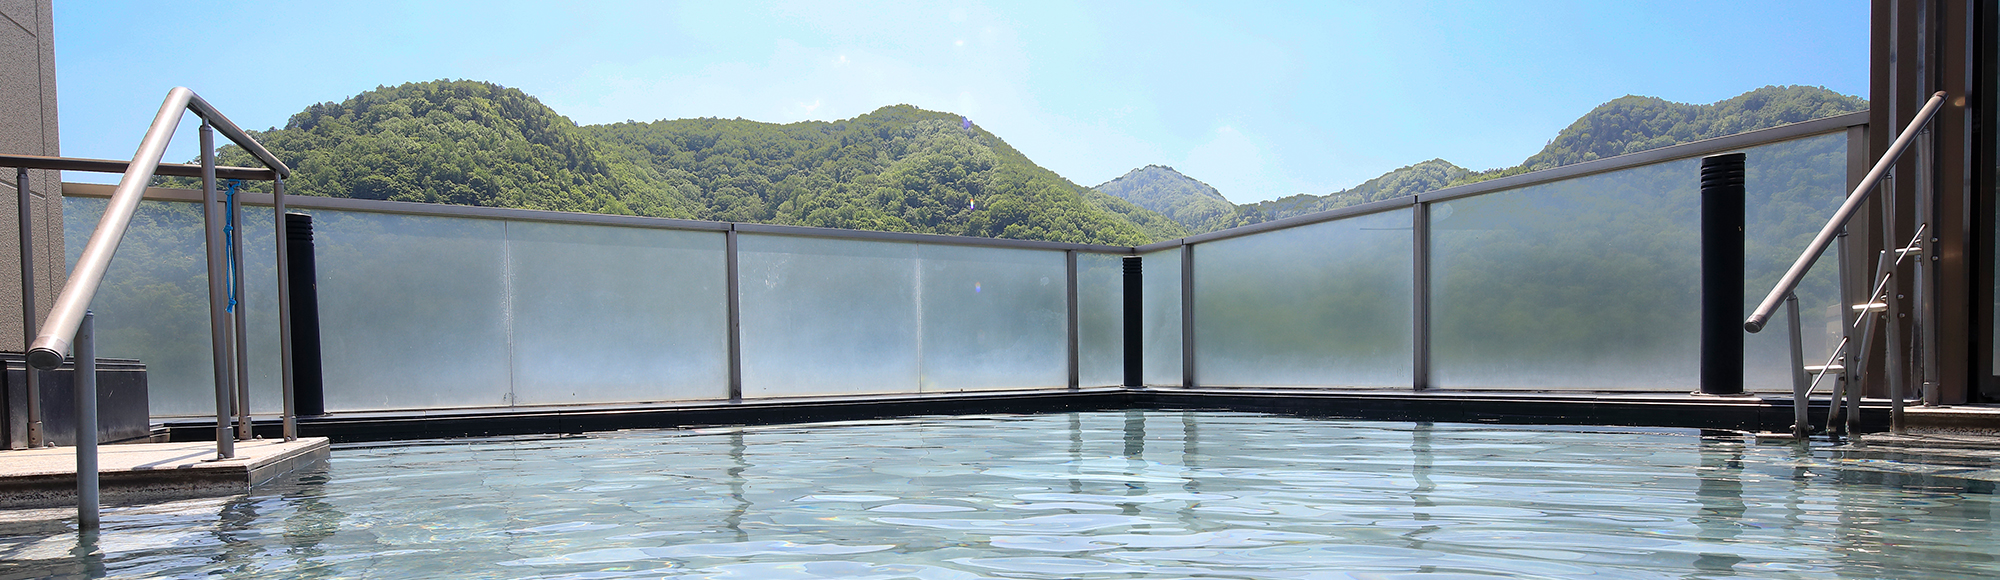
[1749,91,1944,440]
[9,88,293,532]
[1808,223,1926,436]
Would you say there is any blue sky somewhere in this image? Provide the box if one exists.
[54,1,1868,203]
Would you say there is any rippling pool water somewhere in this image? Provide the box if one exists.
[3,411,1998,578]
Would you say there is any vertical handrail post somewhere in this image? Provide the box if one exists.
[228,183,251,440]
[1885,267,1910,431]
[1412,202,1432,391]
[1785,294,1809,439]
[724,227,742,402]
[1835,228,1859,418]
[274,179,296,441]
[1915,128,1941,407]
[1179,244,1194,388]
[16,166,42,447]
[200,123,235,459]
[74,311,98,531]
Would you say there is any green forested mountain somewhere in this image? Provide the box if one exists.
[1101,85,1867,234]
[1520,85,1868,171]
[582,105,1184,244]
[1091,165,1251,234]
[180,80,1183,246]
[189,81,701,218]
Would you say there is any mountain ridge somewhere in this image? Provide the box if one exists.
[1097,85,1867,235]
[180,80,1184,246]
[182,81,1865,243]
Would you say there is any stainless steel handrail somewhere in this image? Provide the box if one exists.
[25,87,291,369]
[1744,91,1944,333]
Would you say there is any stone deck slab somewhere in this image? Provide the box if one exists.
[0,438,328,509]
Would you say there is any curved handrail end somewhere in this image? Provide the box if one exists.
[27,342,67,370]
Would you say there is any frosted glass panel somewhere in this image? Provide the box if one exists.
[65,198,192,416]
[63,198,285,417]
[916,245,1066,391]
[1142,248,1182,386]
[313,211,512,410]
[1431,134,1848,391]
[1195,209,1413,387]
[1077,253,1125,387]
[1741,133,1849,392]
[1432,159,1700,390]
[738,235,918,397]
[236,209,285,414]
[507,222,729,405]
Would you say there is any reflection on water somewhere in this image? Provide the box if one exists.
[1692,431,1747,575]
[3,412,1999,579]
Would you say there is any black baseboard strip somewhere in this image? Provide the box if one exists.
[159,388,1892,444]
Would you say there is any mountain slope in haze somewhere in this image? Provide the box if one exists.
[1238,158,1470,224]
[182,80,1184,246]
[1100,85,1868,234]
[1091,165,1253,234]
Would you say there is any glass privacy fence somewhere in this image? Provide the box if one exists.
[63,116,1857,418]
[1192,208,1415,388]
[1424,132,1849,391]
[1139,121,1855,393]
[64,197,1127,416]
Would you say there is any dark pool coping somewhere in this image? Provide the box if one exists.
[151,387,1911,443]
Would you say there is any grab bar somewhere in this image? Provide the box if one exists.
[27,87,289,367]
[1744,91,1944,333]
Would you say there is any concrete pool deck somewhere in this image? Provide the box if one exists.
[0,437,329,509]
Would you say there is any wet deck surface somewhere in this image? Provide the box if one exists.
[0,438,328,509]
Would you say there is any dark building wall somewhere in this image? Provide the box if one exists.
[0,0,64,351]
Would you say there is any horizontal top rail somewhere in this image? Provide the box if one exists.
[1744,92,1945,333]
[0,153,277,181]
[184,92,290,180]
[60,182,1142,255]
[28,87,293,369]
[47,108,1867,265]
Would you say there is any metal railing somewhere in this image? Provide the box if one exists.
[1744,91,1946,439]
[3,87,294,531]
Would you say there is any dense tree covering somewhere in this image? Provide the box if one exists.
[174,80,1180,246]
[1092,165,1253,234]
[1098,85,1867,234]
[1516,85,1868,171]
[171,80,698,217]
[584,105,1182,245]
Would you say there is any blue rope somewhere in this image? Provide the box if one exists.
[223,180,241,313]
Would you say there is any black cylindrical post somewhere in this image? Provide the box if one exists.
[285,213,327,416]
[1700,153,1746,396]
[1122,256,1142,388]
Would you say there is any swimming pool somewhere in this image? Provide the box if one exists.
[2,411,1996,578]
